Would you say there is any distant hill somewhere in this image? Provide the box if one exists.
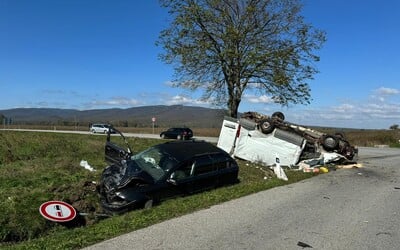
[0,105,229,128]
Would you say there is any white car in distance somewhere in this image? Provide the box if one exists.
[90,124,113,134]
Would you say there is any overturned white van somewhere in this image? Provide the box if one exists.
[217,117,306,166]
[217,112,357,167]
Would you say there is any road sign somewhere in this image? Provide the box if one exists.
[39,201,77,222]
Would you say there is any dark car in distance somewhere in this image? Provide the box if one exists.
[98,129,239,214]
[160,127,193,140]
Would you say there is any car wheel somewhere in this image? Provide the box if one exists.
[272,111,285,121]
[260,118,275,134]
[177,135,182,140]
[91,129,96,133]
[104,130,107,134]
[161,134,165,139]
[322,135,339,151]
[144,199,153,209]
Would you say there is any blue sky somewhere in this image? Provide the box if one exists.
[1,0,399,129]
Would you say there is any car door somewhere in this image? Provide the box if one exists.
[104,130,133,164]
[167,128,177,138]
[105,141,130,164]
[212,153,239,186]
[190,155,219,192]
[165,160,196,194]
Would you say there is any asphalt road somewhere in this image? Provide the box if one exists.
[83,147,400,250]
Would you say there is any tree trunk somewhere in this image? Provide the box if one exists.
[228,97,240,118]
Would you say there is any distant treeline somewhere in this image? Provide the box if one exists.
[3,119,223,129]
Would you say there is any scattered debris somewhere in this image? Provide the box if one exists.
[319,167,329,173]
[272,156,288,181]
[376,232,392,236]
[80,160,96,172]
[297,241,313,248]
[336,163,363,169]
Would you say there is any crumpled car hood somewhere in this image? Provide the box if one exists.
[102,160,154,191]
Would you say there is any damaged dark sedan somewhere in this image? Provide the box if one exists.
[98,129,239,214]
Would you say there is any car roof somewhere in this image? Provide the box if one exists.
[155,140,225,162]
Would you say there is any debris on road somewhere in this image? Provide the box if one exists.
[336,163,363,169]
[297,241,313,248]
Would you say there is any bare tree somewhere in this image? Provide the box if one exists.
[157,0,326,118]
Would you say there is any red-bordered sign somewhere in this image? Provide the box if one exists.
[39,201,77,222]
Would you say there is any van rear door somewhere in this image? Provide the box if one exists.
[217,117,240,155]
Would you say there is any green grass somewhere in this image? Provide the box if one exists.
[0,130,314,249]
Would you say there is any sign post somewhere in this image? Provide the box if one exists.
[152,117,156,134]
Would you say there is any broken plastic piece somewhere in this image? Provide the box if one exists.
[273,155,288,181]
[297,241,313,248]
[80,160,96,172]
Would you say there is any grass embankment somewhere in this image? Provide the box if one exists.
[0,130,313,249]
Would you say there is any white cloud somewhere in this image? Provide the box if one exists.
[284,101,400,129]
[240,90,400,129]
[244,94,274,104]
[371,87,400,102]
[332,103,355,113]
[90,97,142,107]
[166,95,208,105]
[375,87,400,96]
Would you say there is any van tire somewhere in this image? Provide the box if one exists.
[322,135,339,151]
[272,111,285,121]
[260,118,275,134]
[335,132,345,139]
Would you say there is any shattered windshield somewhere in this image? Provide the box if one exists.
[131,146,178,182]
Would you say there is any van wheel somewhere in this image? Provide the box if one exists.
[272,111,285,121]
[260,118,275,134]
[322,135,339,151]
[335,132,345,139]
